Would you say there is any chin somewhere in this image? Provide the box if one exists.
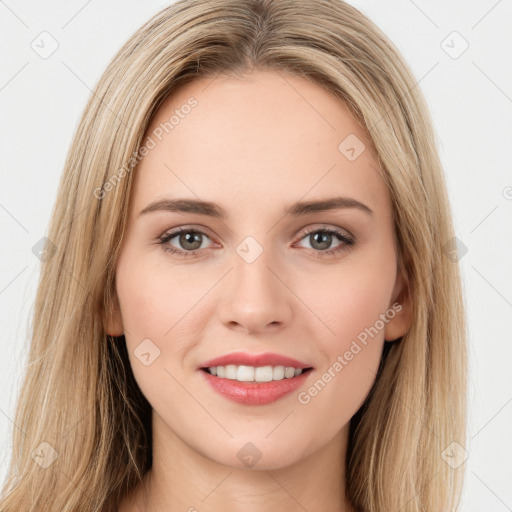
[201,436,309,472]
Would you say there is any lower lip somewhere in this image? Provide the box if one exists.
[200,369,313,405]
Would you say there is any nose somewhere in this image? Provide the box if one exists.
[217,244,293,335]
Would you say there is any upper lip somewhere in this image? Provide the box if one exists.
[199,351,313,369]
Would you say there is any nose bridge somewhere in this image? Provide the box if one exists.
[217,233,292,332]
[232,234,280,297]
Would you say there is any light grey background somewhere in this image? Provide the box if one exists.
[1,1,511,509]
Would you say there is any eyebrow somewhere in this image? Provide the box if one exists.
[138,196,373,219]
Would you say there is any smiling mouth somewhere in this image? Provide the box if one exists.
[201,365,314,383]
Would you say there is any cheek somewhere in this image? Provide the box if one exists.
[114,252,201,385]
[116,250,209,339]
[298,256,395,347]
[293,257,394,411]
[114,253,207,410]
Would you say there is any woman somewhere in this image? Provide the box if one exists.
[0,0,467,510]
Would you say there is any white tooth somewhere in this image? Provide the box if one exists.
[254,366,273,382]
[212,364,305,381]
[272,365,285,380]
[237,365,255,382]
[284,367,295,379]
[225,364,238,379]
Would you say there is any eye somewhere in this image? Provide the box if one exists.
[157,225,355,259]
[294,226,354,257]
[158,227,215,257]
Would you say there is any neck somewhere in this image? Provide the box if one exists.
[122,412,355,512]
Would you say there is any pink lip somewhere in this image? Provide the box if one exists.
[199,351,313,370]
[200,368,313,405]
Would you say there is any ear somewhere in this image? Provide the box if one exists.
[104,287,124,337]
[384,267,413,342]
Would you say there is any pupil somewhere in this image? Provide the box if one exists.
[311,231,331,250]
[181,232,202,250]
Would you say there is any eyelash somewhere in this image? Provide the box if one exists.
[157,225,355,259]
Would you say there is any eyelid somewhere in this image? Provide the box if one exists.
[297,223,354,242]
[159,223,353,240]
[158,223,216,241]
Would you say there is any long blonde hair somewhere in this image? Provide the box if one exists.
[0,0,467,510]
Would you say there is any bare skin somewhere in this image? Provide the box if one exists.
[110,69,412,512]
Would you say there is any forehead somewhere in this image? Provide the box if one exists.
[131,70,390,219]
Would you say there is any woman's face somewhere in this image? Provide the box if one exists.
[106,70,411,470]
